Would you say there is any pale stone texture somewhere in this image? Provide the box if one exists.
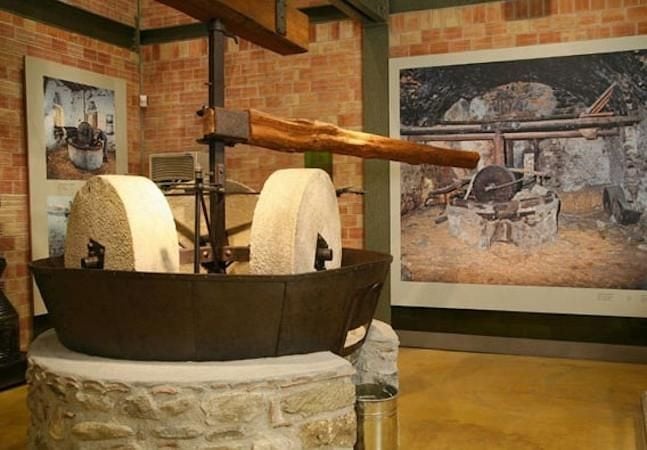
[27,330,356,449]
[447,186,560,250]
[64,175,179,273]
[250,169,342,275]
[347,320,400,390]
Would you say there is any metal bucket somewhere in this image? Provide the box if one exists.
[355,383,399,450]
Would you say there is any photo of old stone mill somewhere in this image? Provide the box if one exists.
[399,49,647,290]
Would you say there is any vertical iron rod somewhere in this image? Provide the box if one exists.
[194,169,202,274]
[208,19,227,273]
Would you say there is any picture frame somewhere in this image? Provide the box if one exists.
[25,56,128,314]
[389,36,647,318]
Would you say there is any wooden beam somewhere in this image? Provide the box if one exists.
[155,0,310,55]
[401,115,641,135]
[330,0,388,22]
[301,5,349,23]
[390,0,498,13]
[202,107,480,168]
[140,6,349,46]
[0,0,135,49]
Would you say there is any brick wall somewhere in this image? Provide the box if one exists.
[140,0,196,29]
[140,19,364,248]
[390,0,646,58]
[0,9,140,348]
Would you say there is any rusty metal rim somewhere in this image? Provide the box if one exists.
[29,248,392,282]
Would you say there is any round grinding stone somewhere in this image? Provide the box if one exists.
[64,175,179,272]
[250,168,341,275]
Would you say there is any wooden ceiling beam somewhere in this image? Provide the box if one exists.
[155,0,310,55]
[329,0,388,23]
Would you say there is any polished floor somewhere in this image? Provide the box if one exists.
[1,347,647,449]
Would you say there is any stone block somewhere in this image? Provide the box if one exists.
[153,425,203,439]
[119,394,158,420]
[348,320,400,390]
[201,393,267,425]
[281,380,354,418]
[299,412,356,448]
[71,421,135,441]
[205,426,245,442]
[158,395,194,417]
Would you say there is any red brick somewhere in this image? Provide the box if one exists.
[409,43,431,56]
[486,4,504,22]
[517,0,530,18]
[559,0,575,13]
[473,5,487,23]
[449,40,471,52]
[610,22,636,35]
[539,31,562,43]
[429,42,450,54]
[472,36,494,50]
[627,5,647,18]
[516,33,539,46]
[485,22,507,35]
[601,9,626,21]
[389,46,409,58]
[421,29,442,41]
[574,0,591,11]
[578,12,599,25]
[529,0,548,16]
[443,26,463,40]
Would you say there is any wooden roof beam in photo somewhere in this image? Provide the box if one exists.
[155,0,310,55]
[201,107,480,169]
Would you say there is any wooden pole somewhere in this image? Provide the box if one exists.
[244,109,480,169]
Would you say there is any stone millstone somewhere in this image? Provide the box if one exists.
[250,168,342,275]
[64,175,179,272]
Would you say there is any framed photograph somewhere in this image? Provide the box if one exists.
[389,36,647,318]
[26,56,128,314]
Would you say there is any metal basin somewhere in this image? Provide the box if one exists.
[30,248,391,361]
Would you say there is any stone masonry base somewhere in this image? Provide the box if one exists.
[27,330,357,450]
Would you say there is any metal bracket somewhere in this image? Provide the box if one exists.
[220,246,251,263]
[314,234,334,271]
[276,0,287,36]
[81,239,105,269]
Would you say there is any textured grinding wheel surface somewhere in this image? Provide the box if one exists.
[64,175,179,272]
[250,169,342,275]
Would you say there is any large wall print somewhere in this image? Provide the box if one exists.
[389,37,647,317]
[26,57,128,314]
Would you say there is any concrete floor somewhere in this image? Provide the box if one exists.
[1,347,647,449]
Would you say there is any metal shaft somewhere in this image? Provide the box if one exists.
[194,169,202,274]
[208,19,227,273]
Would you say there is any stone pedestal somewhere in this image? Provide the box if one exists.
[448,187,560,249]
[27,330,356,450]
[347,320,399,390]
